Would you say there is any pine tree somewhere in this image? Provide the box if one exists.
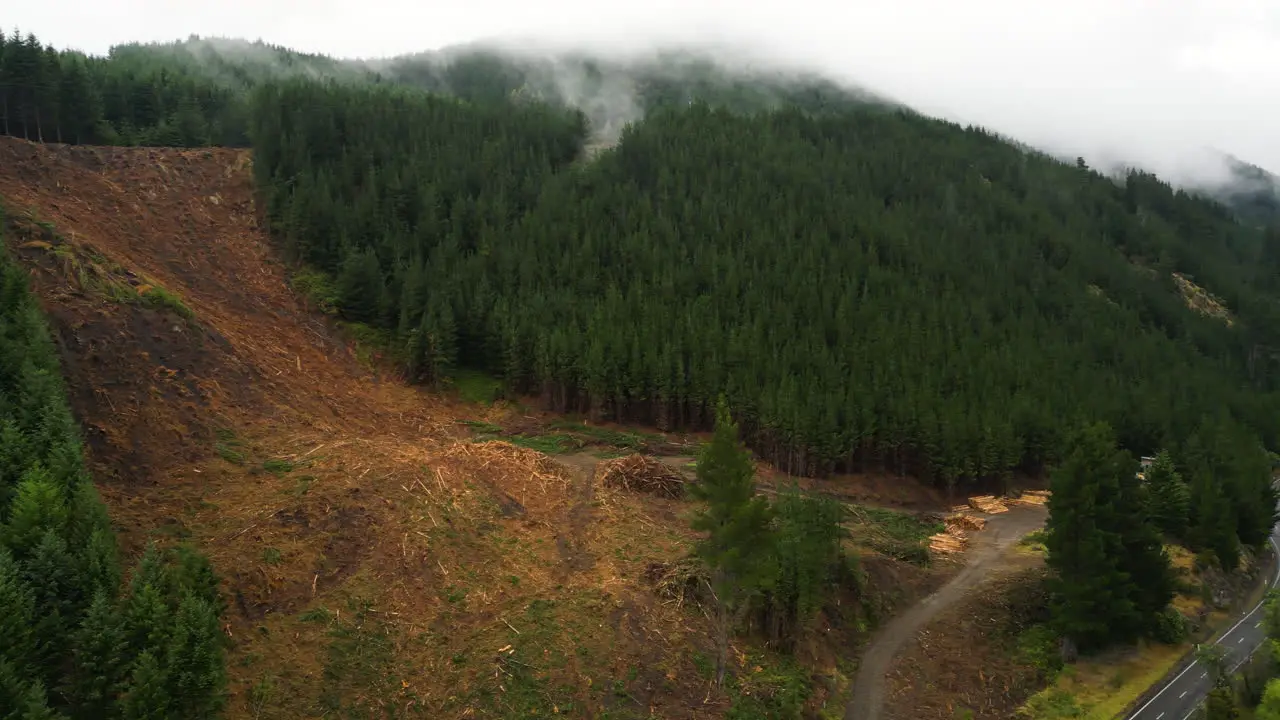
[1258,679,1280,720]
[764,487,848,648]
[689,397,775,685]
[3,465,69,558]
[1115,451,1175,630]
[163,594,226,718]
[118,651,171,720]
[1191,473,1241,570]
[0,549,36,670]
[1205,685,1240,720]
[1044,422,1139,658]
[1143,450,1190,538]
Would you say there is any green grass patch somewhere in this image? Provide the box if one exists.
[1019,529,1049,555]
[317,599,398,716]
[139,284,195,321]
[262,458,295,475]
[449,369,503,405]
[845,505,942,565]
[214,427,246,465]
[335,320,401,369]
[456,596,580,717]
[725,654,812,719]
[462,417,668,456]
[545,420,662,451]
[290,268,339,315]
[503,433,585,454]
[460,419,503,435]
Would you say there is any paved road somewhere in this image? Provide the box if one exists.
[1127,533,1280,720]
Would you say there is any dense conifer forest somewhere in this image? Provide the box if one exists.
[248,76,1280,489]
[8,26,1274,496]
[0,214,226,717]
[3,27,1280,708]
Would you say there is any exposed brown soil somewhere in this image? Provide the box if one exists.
[883,562,1051,719]
[0,136,953,719]
[846,505,1048,720]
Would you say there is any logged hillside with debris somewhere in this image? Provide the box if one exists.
[0,135,991,718]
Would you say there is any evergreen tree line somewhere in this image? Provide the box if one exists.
[1046,420,1276,661]
[0,213,226,718]
[251,77,1280,490]
[0,28,249,147]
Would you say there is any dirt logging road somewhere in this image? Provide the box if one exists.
[845,504,1048,720]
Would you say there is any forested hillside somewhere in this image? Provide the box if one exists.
[250,76,1280,490]
[0,31,875,152]
[0,213,226,717]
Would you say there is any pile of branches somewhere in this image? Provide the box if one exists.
[595,453,687,498]
[643,556,710,608]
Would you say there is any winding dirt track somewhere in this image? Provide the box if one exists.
[846,505,1047,720]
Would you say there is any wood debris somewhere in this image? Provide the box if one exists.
[594,454,686,498]
[967,495,1009,514]
[1010,489,1051,507]
[929,531,967,554]
[945,513,987,532]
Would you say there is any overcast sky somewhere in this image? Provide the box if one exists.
[8,0,1279,182]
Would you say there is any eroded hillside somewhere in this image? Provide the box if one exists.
[0,136,971,718]
[0,137,706,717]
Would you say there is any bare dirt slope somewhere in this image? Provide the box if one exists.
[846,505,1047,720]
[0,135,975,719]
[0,137,730,718]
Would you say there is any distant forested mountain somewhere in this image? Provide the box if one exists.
[1207,154,1280,227]
[0,32,888,149]
[3,27,1279,494]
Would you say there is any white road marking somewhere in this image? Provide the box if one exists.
[1179,691,1187,699]
[1239,636,1246,643]
[1127,531,1280,720]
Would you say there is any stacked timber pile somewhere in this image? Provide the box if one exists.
[929,511,987,554]
[929,530,967,554]
[968,495,1009,514]
[946,513,987,532]
[1011,490,1051,507]
[595,454,686,498]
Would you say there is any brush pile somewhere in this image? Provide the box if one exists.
[595,454,686,498]
[644,557,709,607]
[967,495,1009,514]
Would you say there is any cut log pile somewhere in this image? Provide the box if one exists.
[595,454,686,498]
[946,513,987,532]
[1010,489,1051,507]
[929,510,988,554]
[929,530,967,554]
[967,495,1009,514]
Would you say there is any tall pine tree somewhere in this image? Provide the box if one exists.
[689,397,775,685]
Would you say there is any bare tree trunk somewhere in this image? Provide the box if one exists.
[1059,635,1078,664]
[714,602,729,687]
